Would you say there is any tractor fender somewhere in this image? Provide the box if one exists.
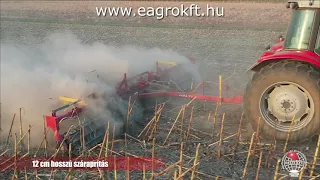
[248,50,320,72]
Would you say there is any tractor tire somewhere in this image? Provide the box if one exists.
[244,60,320,142]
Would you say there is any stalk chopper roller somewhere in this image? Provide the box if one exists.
[244,0,320,142]
[45,58,243,154]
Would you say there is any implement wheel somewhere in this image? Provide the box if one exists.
[244,60,320,141]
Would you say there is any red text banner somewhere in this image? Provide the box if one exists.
[0,156,165,171]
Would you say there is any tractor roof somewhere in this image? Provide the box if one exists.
[287,0,320,9]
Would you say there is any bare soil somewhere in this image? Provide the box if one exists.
[1,1,319,180]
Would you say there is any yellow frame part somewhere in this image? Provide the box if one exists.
[59,96,87,106]
[157,61,177,66]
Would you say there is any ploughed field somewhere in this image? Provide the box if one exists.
[1,1,319,180]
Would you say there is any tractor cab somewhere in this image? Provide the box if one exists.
[250,0,320,71]
[284,0,320,54]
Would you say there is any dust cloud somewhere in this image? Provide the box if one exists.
[0,32,199,148]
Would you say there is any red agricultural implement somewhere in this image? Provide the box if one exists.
[45,59,243,153]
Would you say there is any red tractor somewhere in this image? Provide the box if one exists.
[244,0,320,142]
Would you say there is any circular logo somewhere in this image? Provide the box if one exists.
[281,150,307,177]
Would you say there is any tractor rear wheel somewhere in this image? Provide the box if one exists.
[244,60,320,142]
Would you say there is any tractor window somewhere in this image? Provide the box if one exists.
[316,28,320,55]
[284,9,316,50]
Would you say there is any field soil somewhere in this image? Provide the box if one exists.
[1,1,319,180]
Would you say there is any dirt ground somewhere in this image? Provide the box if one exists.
[1,1,319,180]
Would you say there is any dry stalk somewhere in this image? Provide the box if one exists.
[151,138,156,179]
[28,125,31,154]
[1,156,18,170]
[16,125,32,147]
[179,142,184,176]
[298,167,305,180]
[65,143,73,180]
[126,156,130,180]
[239,142,273,146]
[14,133,18,179]
[114,156,117,180]
[145,105,158,139]
[69,143,72,173]
[186,106,194,141]
[309,135,320,177]
[219,75,222,105]
[173,165,215,179]
[34,128,50,156]
[174,169,178,179]
[190,143,200,180]
[165,126,200,140]
[189,81,203,94]
[212,103,220,136]
[148,104,165,140]
[155,101,158,113]
[191,78,194,90]
[81,121,86,155]
[255,151,263,180]
[232,112,244,162]
[163,106,184,145]
[273,159,281,180]
[180,105,186,143]
[266,144,273,169]
[310,174,320,180]
[124,133,128,167]
[0,150,9,156]
[24,167,28,180]
[186,97,197,106]
[111,126,116,155]
[138,105,165,138]
[176,162,200,180]
[126,97,133,133]
[99,123,109,158]
[207,111,212,122]
[208,133,237,147]
[267,121,278,169]
[218,113,226,159]
[19,107,24,151]
[49,168,55,180]
[252,117,261,159]
[6,113,16,148]
[150,105,162,140]
[43,116,48,156]
[241,132,256,180]
[283,115,295,153]
[48,125,74,159]
[190,126,213,136]
[35,168,39,180]
[105,122,110,158]
[143,163,146,180]
[156,161,181,177]
[12,169,17,180]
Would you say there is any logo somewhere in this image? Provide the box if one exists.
[281,150,308,177]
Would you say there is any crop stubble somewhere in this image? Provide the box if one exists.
[1,1,319,180]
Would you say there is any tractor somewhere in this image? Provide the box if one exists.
[244,0,320,142]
